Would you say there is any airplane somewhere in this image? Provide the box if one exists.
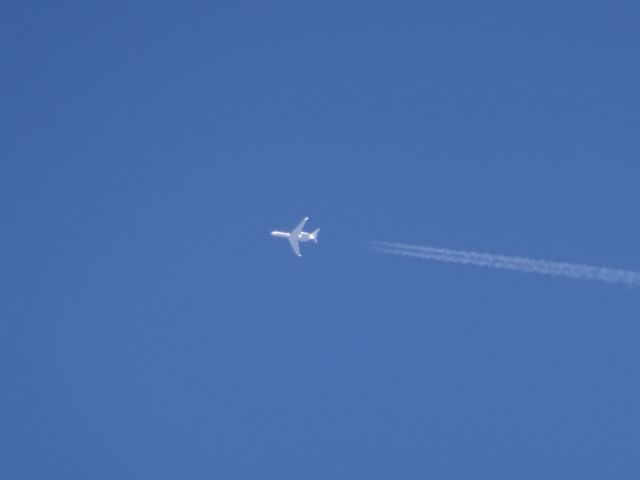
[270,217,320,257]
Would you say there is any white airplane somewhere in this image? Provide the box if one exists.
[270,217,320,257]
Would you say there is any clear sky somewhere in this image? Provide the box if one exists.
[2,1,640,478]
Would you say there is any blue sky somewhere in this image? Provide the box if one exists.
[2,1,640,478]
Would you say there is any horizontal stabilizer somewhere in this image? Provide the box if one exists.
[311,228,320,243]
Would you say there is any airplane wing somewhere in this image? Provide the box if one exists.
[287,217,308,257]
[288,236,301,257]
[291,217,308,238]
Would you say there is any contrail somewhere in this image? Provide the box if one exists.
[367,241,640,287]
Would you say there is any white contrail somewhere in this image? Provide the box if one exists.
[368,241,640,287]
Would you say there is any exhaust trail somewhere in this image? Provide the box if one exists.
[367,241,640,287]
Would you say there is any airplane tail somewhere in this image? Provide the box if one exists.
[311,228,320,243]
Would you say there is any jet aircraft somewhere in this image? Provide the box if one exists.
[270,217,320,257]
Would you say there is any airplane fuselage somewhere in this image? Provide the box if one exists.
[270,217,320,257]
[270,230,315,242]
